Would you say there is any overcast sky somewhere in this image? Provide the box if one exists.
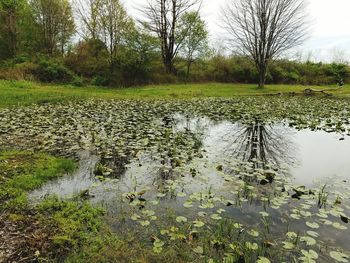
[124,0,350,62]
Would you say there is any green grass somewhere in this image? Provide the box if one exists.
[1,79,350,108]
[0,150,76,210]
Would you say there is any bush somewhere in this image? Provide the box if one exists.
[91,75,109,86]
[34,58,77,83]
[71,75,84,87]
[0,60,37,81]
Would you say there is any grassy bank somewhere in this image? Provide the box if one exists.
[0,150,204,263]
[1,80,350,108]
[0,151,104,262]
[0,151,76,210]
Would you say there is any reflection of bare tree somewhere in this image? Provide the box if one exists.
[226,121,296,169]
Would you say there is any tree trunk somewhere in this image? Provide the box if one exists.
[164,56,175,74]
[186,61,191,82]
[258,63,267,88]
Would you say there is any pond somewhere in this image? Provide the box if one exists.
[1,97,350,262]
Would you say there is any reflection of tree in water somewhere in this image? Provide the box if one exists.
[156,114,207,180]
[226,121,297,169]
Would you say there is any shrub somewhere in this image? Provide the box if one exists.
[91,75,109,86]
[34,58,76,83]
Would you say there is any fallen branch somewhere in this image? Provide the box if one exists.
[304,85,343,95]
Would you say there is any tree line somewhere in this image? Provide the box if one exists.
[0,0,348,87]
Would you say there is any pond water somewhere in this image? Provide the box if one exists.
[30,114,350,200]
[29,113,350,260]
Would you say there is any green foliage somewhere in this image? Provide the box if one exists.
[177,12,210,79]
[0,150,76,211]
[30,0,75,55]
[0,0,36,60]
[34,57,78,84]
[1,79,350,109]
[65,39,109,79]
[37,197,104,253]
[0,0,349,88]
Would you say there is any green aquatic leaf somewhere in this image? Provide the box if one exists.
[291,214,301,220]
[286,232,298,239]
[299,249,318,263]
[257,257,271,263]
[306,231,319,238]
[245,242,258,251]
[306,221,319,229]
[247,229,259,237]
[142,210,155,216]
[210,214,222,221]
[153,238,165,254]
[156,193,166,198]
[131,214,140,221]
[330,251,349,262]
[140,220,150,226]
[321,219,333,225]
[259,211,269,217]
[333,222,348,230]
[198,211,207,217]
[176,216,188,223]
[233,223,243,229]
[183,201,194,208]
[282,241,295,250]
[177,192,187,197]
[153,239,165,248]
[150,216,157,221]
[193,220,205,228]
[217,208,226,214]
[192,246,204,254]
[300,236,316,246]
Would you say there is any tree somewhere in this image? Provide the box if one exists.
[222,0,309,88]
[97,0,134,73]
[0,0,34,59]
[31,0,75,55]
[74,0,101,40]
[141,0,201,74]
[178,12,209,80]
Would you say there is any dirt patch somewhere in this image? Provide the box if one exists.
[0,213,53,263]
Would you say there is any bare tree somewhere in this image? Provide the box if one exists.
[141,0,201,74]
[222,0,309,88]
[74,0,101,39]
[330,47,349,65]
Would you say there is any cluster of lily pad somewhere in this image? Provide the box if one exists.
[112,156,350,262]
[1,96,350,262]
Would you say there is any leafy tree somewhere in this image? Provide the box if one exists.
[31,0,75,55]
[0,0,35,59]
[98,0,134,73]
[65,38,109,78]
[177,12,210,80]
[116,30,160,86]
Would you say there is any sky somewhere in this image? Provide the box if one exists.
[124,0,350,62]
